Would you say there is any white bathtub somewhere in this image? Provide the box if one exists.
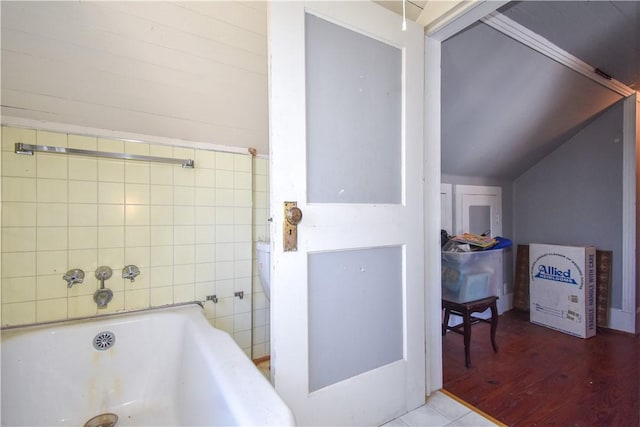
[1,304,294,426]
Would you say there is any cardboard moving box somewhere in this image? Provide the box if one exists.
[529,243,596,338]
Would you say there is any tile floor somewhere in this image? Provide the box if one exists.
[256,360,500,427]
[382,391,500,427]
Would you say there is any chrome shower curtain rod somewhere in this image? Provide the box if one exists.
[14,142,195,168]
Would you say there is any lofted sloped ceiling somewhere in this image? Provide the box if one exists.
[441,1,638,180]
[1,1,269,153]
[499,1,640,89]
[441,21,623,179]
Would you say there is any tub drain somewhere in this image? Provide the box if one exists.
[93,331,115,351]
[83,413,118,427]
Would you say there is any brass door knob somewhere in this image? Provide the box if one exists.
[286,206,303,225]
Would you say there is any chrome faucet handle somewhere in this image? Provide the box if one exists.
[63,269,85,288]
[122,265,140,283]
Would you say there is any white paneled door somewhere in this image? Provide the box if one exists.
[454,185,502,238]
[454,184,509,314]
[268,2,425,426]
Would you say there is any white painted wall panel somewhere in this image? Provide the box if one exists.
[1,23,266,82]
[3,2,266,74]
[1,34,267,125]
[3,89,264,149]
[177,2,267,36]
[2,50,266,129]
[99,2,265,55]
[1,1,268,153]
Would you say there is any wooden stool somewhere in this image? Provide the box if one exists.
[442,296,499,368]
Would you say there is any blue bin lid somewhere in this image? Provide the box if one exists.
[487,236,512,250]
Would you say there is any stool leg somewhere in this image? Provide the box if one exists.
[442,308,451,336]
[463,310,472,368]
[490,300,499,353]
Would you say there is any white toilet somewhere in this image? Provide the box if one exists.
[256,241,271,302]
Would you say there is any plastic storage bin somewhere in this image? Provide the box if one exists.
[441,249,503,303]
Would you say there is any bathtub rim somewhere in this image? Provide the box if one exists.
[0,301,204,332]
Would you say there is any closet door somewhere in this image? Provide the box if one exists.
[454,185,510,314]
[455,185,502,237]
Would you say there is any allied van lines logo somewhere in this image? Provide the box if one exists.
[534,265,578,285]
[531,252,584,288]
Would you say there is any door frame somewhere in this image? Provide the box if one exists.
[616,93,638,333]
[424,6,638,380]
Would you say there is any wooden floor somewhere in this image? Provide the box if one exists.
[443,310,639,426]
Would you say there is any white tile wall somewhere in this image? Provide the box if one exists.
[1,126,254,354]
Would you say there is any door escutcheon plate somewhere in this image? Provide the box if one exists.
[284,202,302,251]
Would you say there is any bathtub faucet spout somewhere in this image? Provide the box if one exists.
[94,288,114,308]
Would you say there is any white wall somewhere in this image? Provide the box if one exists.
[1,1,269,154]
